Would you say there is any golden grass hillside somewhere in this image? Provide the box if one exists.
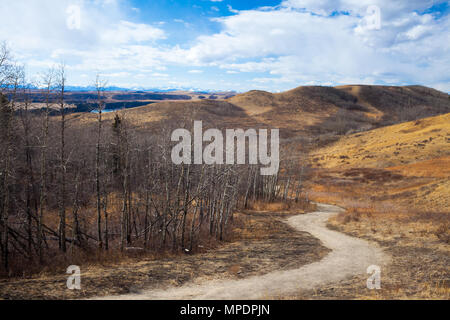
[309,113,450,212]
[65,99,263,135]
[310,113,450,169]
[305,113,449,299]
[230,85,449,136]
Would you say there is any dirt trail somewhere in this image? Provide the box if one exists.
[94,203,388,300]
[338,85,384,119]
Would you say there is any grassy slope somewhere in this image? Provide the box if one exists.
[309,113,450,212]
[305,113,450,299]
[67,85,450,140]
[310,113,450,169]
[0,202,326,300]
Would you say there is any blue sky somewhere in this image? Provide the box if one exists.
[0,0,449,92]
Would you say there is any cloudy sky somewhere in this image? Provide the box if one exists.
[0,0,449,92]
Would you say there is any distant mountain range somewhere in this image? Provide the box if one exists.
[62,85,237,94]
[6,83,237,94]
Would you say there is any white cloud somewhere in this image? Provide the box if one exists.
[0,0,168,84]
[1,0,449,91]
[103,72,131,77]
[227,5,239,14]
[281,0,435,18]
[188,70,203,74]
[171,1,450,91]
[152,73,169,77]
[101,21,165,44]
[174,19,191,28]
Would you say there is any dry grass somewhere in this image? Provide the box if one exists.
[387,157,450,178]
[303,112,450,299]
[0,200,326,300]
[434,222,450,244]
[302,176,449,300]
[246,199,317,214]
[64,87,449,147]
[311,113,450,169]
[325,203,449,300]
[4,88,447,299]
[335,85,384,120]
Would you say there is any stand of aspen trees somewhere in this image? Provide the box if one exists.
[0,44,307,275]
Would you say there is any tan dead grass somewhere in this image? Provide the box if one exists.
[0,201,326,300]
[302,177,449,300]
[305,112,449,299]
[311,113,450,169]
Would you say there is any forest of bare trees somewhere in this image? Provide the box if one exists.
[0,43,307,276]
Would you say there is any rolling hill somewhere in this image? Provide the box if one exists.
[229,85,450,135]
[310,113,450,169]
[309,113,450,212]
[66,85,450,141]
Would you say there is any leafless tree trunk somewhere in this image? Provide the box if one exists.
[295,165,305,203]
[103,193,109,251]
[58,64,67,253]
[18,80,36,260]
[0,64,20,269]
[94,74,107,250]
[71,173,82,248]
[180,165,191,249]
[37,69,53,264]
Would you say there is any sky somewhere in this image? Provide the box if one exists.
[0,0,449,92]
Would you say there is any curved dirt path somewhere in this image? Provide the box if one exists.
[95,203,388,300]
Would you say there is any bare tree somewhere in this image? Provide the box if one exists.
[37,68,54,263]
[57,64,67,253]
[0,43,313,276]
[0,42,12,91]
[94,74,107,249]
[0,63,22,269]
[17,68,36,260]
